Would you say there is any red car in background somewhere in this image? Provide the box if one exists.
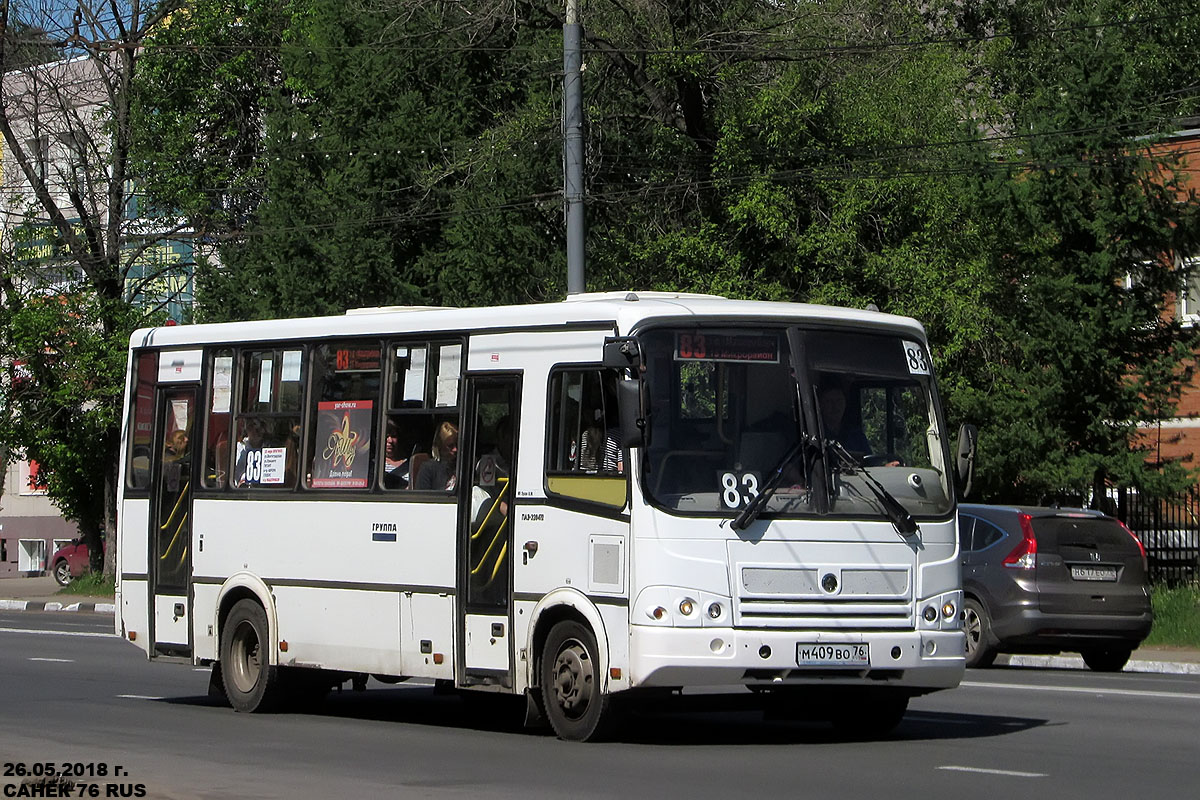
[49,539,96,586]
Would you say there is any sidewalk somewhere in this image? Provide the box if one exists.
[0,574,116,614]
[1,574,1198,674]
[999,646,1200,675]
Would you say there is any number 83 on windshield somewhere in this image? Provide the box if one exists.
[720,471,761,509]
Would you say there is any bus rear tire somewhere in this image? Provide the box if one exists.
[540,621,614,742]
[221,599,282,713]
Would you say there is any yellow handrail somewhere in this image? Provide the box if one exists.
[481,542,508,589]
[470,477,509,541]
[159,512,188,561]
[158,480,191,531]
[470,518,508,576]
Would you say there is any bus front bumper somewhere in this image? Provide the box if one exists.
[627,626,965,692]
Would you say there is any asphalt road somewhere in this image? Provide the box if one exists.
[1,610,1197,800]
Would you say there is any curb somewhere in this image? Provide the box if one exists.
[0,599,116,614]
[1000,653,1200,676]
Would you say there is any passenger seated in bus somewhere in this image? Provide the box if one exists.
[415,421,458,491]
[163,429,189,463]
[383,421,409,489]
[471,416,513,522]
[580,411,621,473]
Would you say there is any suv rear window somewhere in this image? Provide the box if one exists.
[1029,516,1135,553]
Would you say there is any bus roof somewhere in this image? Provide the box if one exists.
[128,292,926,349]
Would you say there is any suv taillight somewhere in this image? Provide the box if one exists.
[1003,512,1038,569]
[1118,519,1148,572]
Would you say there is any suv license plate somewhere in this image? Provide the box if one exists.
[1071,565,1117,581]
[796,643,870,667]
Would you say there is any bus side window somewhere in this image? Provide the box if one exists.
[127,351,158,491]
[202,350,233,489]
[545,368,627,509]
[233,348,304,489]
[306,342,381,490]
[383,340,461,492]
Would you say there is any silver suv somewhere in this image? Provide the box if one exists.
[959,504,1153,671]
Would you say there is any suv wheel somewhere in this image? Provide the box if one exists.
[963,598,997,668]
[1081,646,1133,672]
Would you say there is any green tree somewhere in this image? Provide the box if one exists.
[134,0,570,319]
[0,0,182,575]
[948,0,1200,504]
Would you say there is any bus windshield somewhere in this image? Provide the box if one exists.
[640,325,952,521]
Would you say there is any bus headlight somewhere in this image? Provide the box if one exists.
[679,599,695,616]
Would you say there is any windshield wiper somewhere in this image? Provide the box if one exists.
[827,441,918,537]
[730,439,808,531]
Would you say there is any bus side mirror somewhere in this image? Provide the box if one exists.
[955,423,977,499]
[603,337,642,369]
[616,379,646,449]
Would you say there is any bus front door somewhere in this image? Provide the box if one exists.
[149,386,197,658]
[457,375,520,686]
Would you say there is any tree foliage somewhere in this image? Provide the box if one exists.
[946,0,1200,503]
[0,0,182,573]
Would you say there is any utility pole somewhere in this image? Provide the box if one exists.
[563,0,585,294]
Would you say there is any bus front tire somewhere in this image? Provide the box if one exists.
[540,621,614,742]
[220,599,282,713]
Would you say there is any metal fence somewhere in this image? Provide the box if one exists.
[1115,486,1200,586]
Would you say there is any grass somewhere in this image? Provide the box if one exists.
[58,572,116,597]
[1143,585,1200,648]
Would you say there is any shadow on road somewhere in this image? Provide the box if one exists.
[154,684,1048,745]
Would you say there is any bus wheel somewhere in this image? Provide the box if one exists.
[221,599,281,713]
[540,621,613,742]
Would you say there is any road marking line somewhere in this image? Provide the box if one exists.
[117,694,165,700]
[938,766,1047,778]
[0,626,115,638]
[28,657,74,663]
[963,680,1200,701]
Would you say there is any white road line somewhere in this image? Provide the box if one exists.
[0,626,115,638]
[117,694,165,701]
[938,766,1047,778]
[963,680,1200,701]
[28,657,74,663]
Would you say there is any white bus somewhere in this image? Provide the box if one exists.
[116,292,974,740]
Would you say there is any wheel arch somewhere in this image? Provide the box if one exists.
[526,588,610,693]
[215,573,278,667]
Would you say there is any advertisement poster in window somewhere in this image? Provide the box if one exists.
[312,400,373,488]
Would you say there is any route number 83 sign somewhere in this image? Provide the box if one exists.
[903,341,931,375]
[720,471,761,509]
